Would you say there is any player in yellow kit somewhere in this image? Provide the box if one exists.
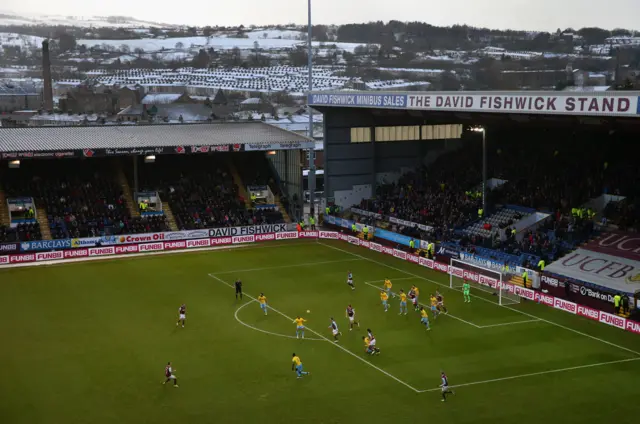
[362,336,380,355]
[380,290,389,312]
[383,278,393,297]
[398,289,408,315]
[430,294,439,319]
[420,306,431,331]
[293,316,307,339]
[291,353,310,379]
[258,293,268,315]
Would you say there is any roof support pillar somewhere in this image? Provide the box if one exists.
[133,155,139,204]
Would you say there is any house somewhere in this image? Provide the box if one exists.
[239,97,273,114]
[59,85,142,114]
[140,92,195,105]
[500,69,567,89]
[0,81,42,113]
[572,69,608,87]
[117,104,216,123]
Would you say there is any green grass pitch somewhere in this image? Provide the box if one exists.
[2,239,640,423]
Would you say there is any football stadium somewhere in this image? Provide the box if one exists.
[2,90,640,424]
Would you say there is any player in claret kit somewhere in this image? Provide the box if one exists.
[412,285,420,311]
[436,290,448,314]
[176,304,186,328]
[329,317,342,342]
[163,362,178,387]
[235,279,243,300]
[365,329,380,355]
[408,287,416,311]
[345,304,360,330]
[440,371,455,401]
[347,271,355,290]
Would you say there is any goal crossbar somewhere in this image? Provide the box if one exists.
[449,258,520,306]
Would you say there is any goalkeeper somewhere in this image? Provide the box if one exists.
[462,280,471,303]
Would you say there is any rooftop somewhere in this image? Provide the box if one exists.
[0,122,312,153]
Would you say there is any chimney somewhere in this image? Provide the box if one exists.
[42,40,54,111]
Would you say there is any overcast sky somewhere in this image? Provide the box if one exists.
[5,0,640,32]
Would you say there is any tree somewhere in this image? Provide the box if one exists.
[57,32,77,52]
[312,25,329,42]
[175,42,184,49]
[120,44,130,54]
[203,26,213,37]
[271,91,296,107]
[288,48,308,67]
[436,71,461,91]
[231,47,242,66]
[192,49,210,68]
[134,48,145,57]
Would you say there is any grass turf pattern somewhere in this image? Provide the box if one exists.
[1,239,640,423]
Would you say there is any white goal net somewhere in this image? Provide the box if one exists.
[449,258,520,306]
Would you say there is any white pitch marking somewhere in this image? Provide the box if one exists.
[319,242,640,357]
[363,281,481,328]
[234,300,324,341]
[213,258,362,275]
[477,319,542,328]
[417,357,640,392]
[208,273,422,393]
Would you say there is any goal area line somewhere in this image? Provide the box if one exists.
[364,280,541,329]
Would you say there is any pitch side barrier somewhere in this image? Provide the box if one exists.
[1,230,638,336]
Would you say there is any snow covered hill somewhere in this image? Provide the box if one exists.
[0,11,167,28]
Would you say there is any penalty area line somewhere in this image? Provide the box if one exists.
[208,273,422,393]
[477,319,541,328]
[417,357,640,392]
[319,242,640,357]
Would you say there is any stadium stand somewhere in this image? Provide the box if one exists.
[354,135,640,267]
[1,159,131,239]
[0,223,41,242]
[135,155,284,230]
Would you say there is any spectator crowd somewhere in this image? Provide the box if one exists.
[355,131,640,263]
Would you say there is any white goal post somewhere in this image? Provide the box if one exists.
[449,258,520,306]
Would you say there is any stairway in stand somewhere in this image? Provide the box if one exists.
[228,161,252,209]
[36,207,52,240]
[115,166,140,218]
[509,275,528,289]
[0,188,10,227]
[274,194,292,224]
[161,197,179,231]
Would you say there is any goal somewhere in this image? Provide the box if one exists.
[449,258,520,306]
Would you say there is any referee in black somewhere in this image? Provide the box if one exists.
[235,279,243,300]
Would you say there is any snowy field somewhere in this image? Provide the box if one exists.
[0,32,46,48]
[77,36,367,53]
[0,13,164,28]
[243,29,305,40]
